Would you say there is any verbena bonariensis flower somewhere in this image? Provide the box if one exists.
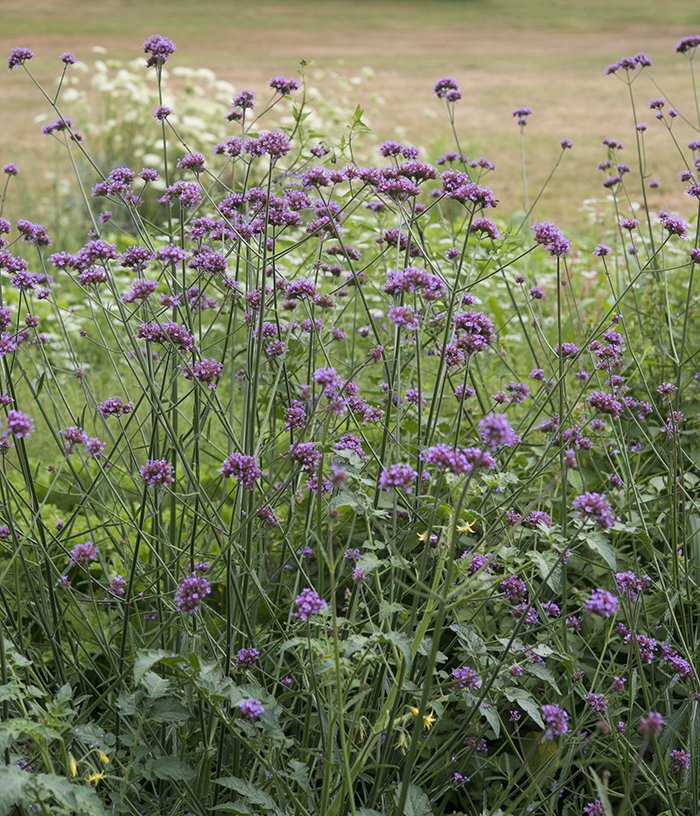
[177,152,206,173]
[671,749,691,771]
[219,453,263,488]
[139,459,175,487]
[572,492,616,528]
[181,359,223,389]
[97,397,134,418]
[293,588,327,620]
[269,75,299,94]
[501,575,527,602]
[587,390,622,418]
[585,588,619,617]
[142,34,177,67]
[453,309,496,354]
[659,211,689,239]
[287,442,321,474]
[433,76,463,101]
[235,647,260,668]
[532,221,571,256]
[615,571,650,598]
[379,463,418,493]
[59,52,77,65]
[70,540,98,566]
[676,35,700,54]
[638,712,663,737]
[239,698,264,719]
[541,704,569,739]
[175,573,211,614]
[6,410,34,439]
[479,413,518,450]
[6,47,35,72]
[452,666,481,690]
[60,426,87,454]
[585,693,608,713]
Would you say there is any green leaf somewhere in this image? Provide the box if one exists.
[286,759,309,791]
[134,649,170,685]
[151,756,196,781]
[482,703,501,738]
[527,550,561,591]
[527,663,561,695]
[0,766,27,816]
[149,697,191,723]
[356,809,386,816]
[504,688,544,729]
[590,768,614,816]
[582,532,616,570]
[215,777,278,809]
[369,631,412,670]
[379,601,405,622]
[453,624,487,657]
[394,782,432,816]
[141,671,170,699]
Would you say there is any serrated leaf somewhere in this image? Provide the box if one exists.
[72,723,110,746]
[0,766,27,816]
[215,777,277,809]
[141,671,170,699]
[482,704,501,738]
[453,624,487,656]
[582,532,617,570]
[286,759,309,791]
[134,649,170,685]
[504,688,544,729]
[149,697,191,723]
[379,601,405,622]
[151,756,196,781]
[394,782,431,816]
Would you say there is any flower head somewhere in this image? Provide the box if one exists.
[175,574,211,614]
[540,704,569,739]
[139,458,175,487]
[239,698,264,719]
[293,588,327,620]
[638,711,663,737]
[6,47,35,72]
[143,34,177,67]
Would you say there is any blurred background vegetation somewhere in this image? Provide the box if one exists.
[3,0,700,226]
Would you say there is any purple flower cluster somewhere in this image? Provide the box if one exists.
[139,459,175,487]
[293,588,327,620]
[239,698,264,719]
[585,589,619,618]
[219,453,263,488]
[572,492,616,529]
[479,413,518,450]
[70,540,98,566]
[451,666,481,690]
[97,397,134,418]
[143,34,177,67]
[532,221,571,257]
[175,573,211,614]
[540,704,569,739]
[379,463,418,493]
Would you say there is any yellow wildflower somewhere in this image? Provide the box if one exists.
[88,769,104,787]
[99,751,109,764]
[457,520,476,534]
[69,755,77,777]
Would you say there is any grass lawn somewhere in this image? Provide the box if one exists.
[2,0,700,224]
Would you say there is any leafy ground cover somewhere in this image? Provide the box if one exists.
[0,27,700,816]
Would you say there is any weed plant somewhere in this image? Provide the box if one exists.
[1,34,700,816]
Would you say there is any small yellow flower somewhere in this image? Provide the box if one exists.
[410,706,437,730]
[457,520,476,534]
[88,769,104,787]
[99,751,109,764]
[69,755,77,777]
[417,531,428,542]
